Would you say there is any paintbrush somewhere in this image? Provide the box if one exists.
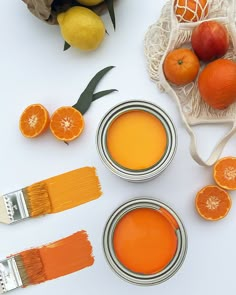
[0,167,102,224]
[0,231,94,293]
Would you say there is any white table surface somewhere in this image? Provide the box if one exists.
[1,0,236,294]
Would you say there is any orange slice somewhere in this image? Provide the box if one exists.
[195,185,231,221]
[213,157,236,190]
[50,106,84,141]
[19,104,50,138]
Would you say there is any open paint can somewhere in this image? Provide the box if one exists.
[96,100,177,182]
[103,198,187,285]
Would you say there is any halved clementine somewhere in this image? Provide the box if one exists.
[19,104,50,138]
[195,185,231,221]
[213,157,236,190]
[50,106,84,141]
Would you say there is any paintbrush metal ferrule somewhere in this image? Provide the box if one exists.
[0,257,22,294]
[0,190,29,224]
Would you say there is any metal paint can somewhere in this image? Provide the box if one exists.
[103,198,187,285]
[96,100,177,182]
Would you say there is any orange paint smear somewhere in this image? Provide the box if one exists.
[19,231,94,285]
[106,110,167,170]
[113,208,178,275]
[45,167,102,213]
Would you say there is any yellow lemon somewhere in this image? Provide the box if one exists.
[76,0,104,6]
[57,7,105,51]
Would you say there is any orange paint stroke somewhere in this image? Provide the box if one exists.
[19,231,94,285]
[45,167,102,213]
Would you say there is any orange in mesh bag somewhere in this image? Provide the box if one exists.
[144,0,236,167]
[174,0,208,23]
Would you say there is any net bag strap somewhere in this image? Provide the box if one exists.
[182,109,236,167]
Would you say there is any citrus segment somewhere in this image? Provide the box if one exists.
[195,185,231,221]
[19,104,50,138]
[50,106,84,141]
[163,48,200,86]
[213,157,236,190]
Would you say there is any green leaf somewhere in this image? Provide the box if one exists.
[72,66,115,115]
[92,89,117,101]
[104,0,116,30]
[64,41,71,51]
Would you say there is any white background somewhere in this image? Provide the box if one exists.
[1,0,236,294]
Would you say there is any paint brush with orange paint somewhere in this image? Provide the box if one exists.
[0,231,94,293]
[0,167,102,224]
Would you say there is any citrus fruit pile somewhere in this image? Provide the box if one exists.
[163,0,236,110]
[195,157,236,221]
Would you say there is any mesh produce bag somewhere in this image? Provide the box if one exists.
[145,0,236,166]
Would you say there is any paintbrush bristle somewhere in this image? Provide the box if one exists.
[14,249,46,287]
[0,195,11,224]
[23,182,52,218]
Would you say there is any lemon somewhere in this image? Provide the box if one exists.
[57,7,105,51]
[76,0,104,6]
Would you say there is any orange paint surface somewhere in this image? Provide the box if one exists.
[45,167,102,213]
[106,110,167,170]
[113,208,178,275]
[19,231,94,285]
[39,231,94,280]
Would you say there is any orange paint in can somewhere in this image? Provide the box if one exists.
[106,110,167,170]
[113,208,178,274]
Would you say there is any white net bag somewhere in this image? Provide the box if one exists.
[144,0,236,166]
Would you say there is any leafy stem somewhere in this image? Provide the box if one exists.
[104,0,116,30]
[72,66,117,114]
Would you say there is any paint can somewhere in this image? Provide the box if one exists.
[103,198,187,285]
[96,100,177,182]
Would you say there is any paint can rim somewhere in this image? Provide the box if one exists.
[103,198,187,286]
[96,100,177,182]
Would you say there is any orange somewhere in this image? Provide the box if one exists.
[174,0,208,22]
[163,48,200,86]
[195,185,232,221]
[198,59,236,109]
[50,106,84,141]
[213,157,236,190]
[19,104,50,138]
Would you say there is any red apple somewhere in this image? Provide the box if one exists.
[191,21,229,62]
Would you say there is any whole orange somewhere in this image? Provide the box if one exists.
[174,0,208,22]
[163,48,200,86]
[198,59,236,109]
